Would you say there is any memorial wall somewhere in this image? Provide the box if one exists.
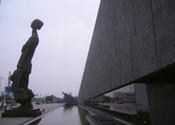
[79,0,175,102]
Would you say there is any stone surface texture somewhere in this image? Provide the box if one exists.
[78,0,175,102]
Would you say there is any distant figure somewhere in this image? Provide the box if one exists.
[1,102,4,110]
[6,102,12,110]
[10,19,44,109]
[42,108,45,113]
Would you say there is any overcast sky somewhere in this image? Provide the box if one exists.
[0,0,100,97]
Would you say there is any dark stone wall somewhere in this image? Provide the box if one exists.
[147,84,175,125]
[134,84,149,113]
[78,0,175,102]
[152,0,175,67]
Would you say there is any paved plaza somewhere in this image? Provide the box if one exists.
[0,103,64,125]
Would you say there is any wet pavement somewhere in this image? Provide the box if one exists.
[35,105,90,125]
[27,105,131,125]
[0,103,132,125]
[0,103,64,125]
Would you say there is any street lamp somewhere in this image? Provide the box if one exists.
[0,77,6,95]
[0,76,7,110]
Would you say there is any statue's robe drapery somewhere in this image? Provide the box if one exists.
[17,32,39,73]
[10,31,39,102]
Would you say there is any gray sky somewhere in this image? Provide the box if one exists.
[0,0,100,98]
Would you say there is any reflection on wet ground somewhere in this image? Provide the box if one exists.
[28,118,42,125]
[36,105,91,125]
[28,104,131,125]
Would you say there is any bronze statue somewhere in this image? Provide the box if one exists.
[10,19,43,109]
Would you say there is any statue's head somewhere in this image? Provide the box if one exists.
[31,19,44,30]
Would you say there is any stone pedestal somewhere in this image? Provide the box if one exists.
[2,108,41,117]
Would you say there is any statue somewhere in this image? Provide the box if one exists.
[10,19,43,109]
[2,19,43,117]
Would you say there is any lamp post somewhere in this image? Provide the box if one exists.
[0,77,5,95]
[0,76,7,110]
